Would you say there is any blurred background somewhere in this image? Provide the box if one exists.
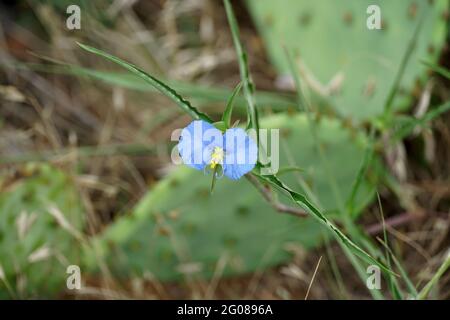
[0,0,449,299]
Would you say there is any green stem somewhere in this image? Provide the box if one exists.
[417,253,450,300]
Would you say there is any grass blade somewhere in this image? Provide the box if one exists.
[77,42,213,123]
[377,193,403,299]
[276,166,304,176]
[282,48,394,282]
[12,62,295,111]
[223,0,259,135]
[255,173,395,275]
[377,238,418,298]
[383,14,425,116]
[0,143,156,165]
[346,128,375,216]
[393,101,450,141]
[417,251,450,299]
[422,60,450,80]
[222,82,243,128]
[340,243,384,300]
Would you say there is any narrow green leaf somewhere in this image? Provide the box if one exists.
[10,62,295,111]
[77,42,213,123]
[377,193,403,300]
[254,173,395,276]
[422,60,450,80]
[222,82,243,129]
[377,238,418,298]
[417,253,450,299]
[393,101,450,141]
[346,128,375,216]
[276,166,304,176]
[390,254,418,298]
[0,143,156,165]
[213,121,227,132]
[383,15,425,116]
[223,0,259,135]
[210,166,220,194]
[340,243,385,300]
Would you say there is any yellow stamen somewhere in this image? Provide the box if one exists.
[210,146,224,169]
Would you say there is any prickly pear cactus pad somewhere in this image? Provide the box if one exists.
[0,165,84,298]
[86,114,377,281]
[247,0,448,120]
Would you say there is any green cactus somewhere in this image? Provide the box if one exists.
[85,114,378,281]
[0,164,84,298]
[246,0,448,120]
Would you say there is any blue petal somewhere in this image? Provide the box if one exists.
[177,120,223,170]
[222,128,258,180]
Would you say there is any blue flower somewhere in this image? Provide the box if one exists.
[177,120,257,180]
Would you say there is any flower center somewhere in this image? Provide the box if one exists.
[210,146,224,169]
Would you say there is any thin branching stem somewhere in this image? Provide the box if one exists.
[246,173,308,218]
